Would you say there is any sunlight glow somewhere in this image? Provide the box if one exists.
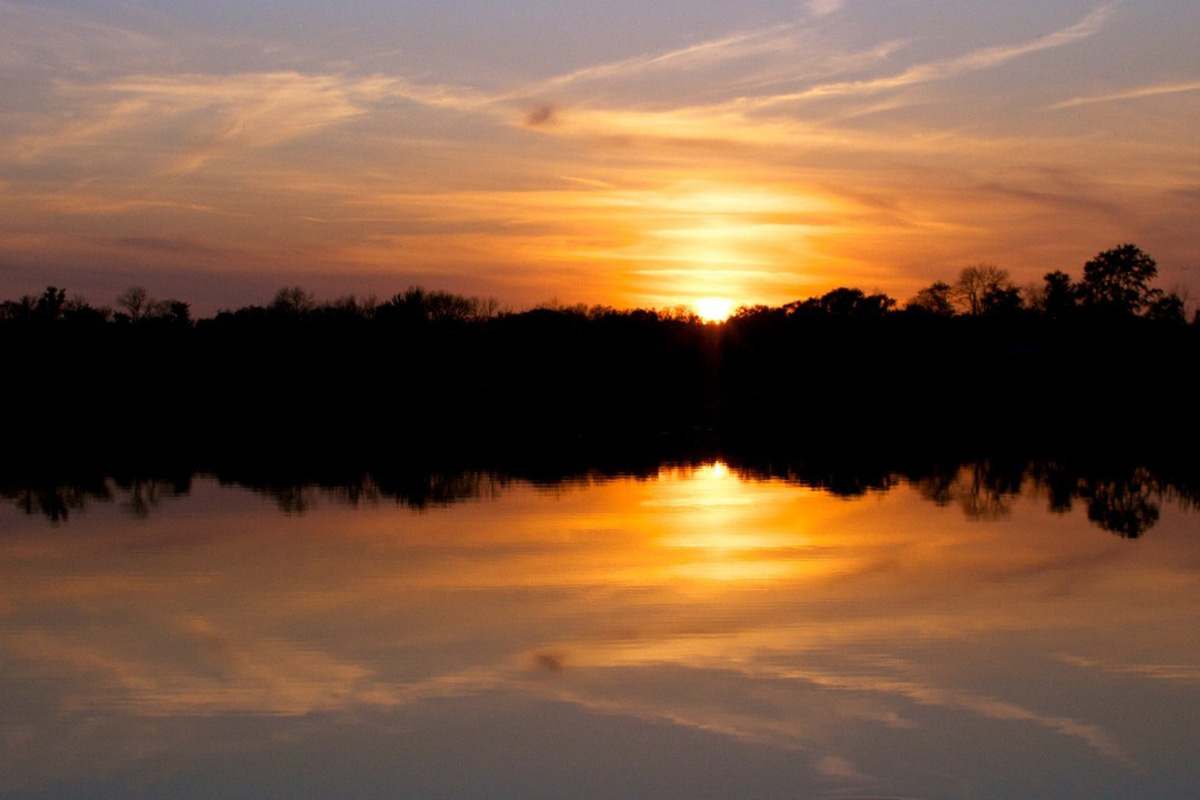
[646,461,827,583]
[694,297,735,322]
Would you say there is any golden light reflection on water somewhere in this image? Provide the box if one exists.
[651,462,820,582]
[1,464,1198,798]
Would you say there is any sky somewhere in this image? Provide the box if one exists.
[1,0,1197,313]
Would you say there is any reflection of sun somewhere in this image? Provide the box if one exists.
[654,461,818,583]
[693,297,735,323]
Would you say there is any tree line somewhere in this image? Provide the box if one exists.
[3,243,1196,461]
[902,244,1187,322]
[2,244,1192,328]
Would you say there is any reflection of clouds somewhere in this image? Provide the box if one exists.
[763,666,1129,763]
[503,631,1130,764]
[1057,655,1200,685]
[2,470,1198,793]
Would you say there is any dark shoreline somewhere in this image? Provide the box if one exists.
[6,281,1197,472]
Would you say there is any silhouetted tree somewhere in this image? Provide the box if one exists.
[980,284,1022,316]
[1038,270,1078,318]
[117,286,150,322]
[905,281,955,316]
[1145,291,1186,326]
[35,286,68,321]
[271,286,317,314]
[379,286,496,323]
[325,294,377,319]
[145,299,191,324]
[953,265,1012,315]
[1079,244,1159,316]
[788,287,895,318]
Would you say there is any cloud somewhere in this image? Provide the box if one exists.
[807,0,846,16]
[432,5,1117,156]
[0,0,163,72]
[519,23,802,95]
[1052,80,1200,109]
[524,104,557,127]
[496,19,906,116]
[1058,655,1200,684]
[727,4,1117,111]
[13,71,378,174]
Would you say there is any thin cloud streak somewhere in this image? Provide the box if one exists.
[0,0,162,68]
[724,4,1117,112]
[1052,79,1200,108]
[13,71,384,174]
[522,24,801,94]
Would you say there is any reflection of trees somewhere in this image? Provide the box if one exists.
[961,459,1024,520]
[906,457,1179,537]
[735,455,896,497]
[914,458,1024,520]
[1029,462,1168,539]
[3,456,1195,539]
[0,477,112,522]
[1078,468,1161,539]
[1,474,190,522]
[372,471,507,510]
[1028,461,1080,513]
[113,475,193,519]
[209,469,512,514]
[1163,484,1200,515]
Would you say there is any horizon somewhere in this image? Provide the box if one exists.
[2,241,1187,321]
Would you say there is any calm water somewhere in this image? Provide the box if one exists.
[2,461,1198,799]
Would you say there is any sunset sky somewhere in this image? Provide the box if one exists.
[2,0,1197,313]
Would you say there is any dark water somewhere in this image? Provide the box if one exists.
[2,461,1198,799]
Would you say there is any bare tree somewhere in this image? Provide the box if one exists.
[271,286,317,314]
[953,265,1012,315]
[116,286,150,321]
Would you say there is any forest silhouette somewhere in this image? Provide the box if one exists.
[3,244,1197,462]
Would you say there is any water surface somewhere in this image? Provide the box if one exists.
[2,461,1198,799]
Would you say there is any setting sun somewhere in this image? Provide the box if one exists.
[693,297,736,322]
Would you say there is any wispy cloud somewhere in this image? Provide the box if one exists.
[1052,79,1200,109]
[13,72,380,173]
[487,19,909,117]
[519,23,801,95]
[806,0,846,17]
[727,4,1117,111]
[0,0,163,71]
[1059,654,1200,683]
[440,5,1117,154]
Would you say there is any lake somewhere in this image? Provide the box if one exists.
[2,457,1198,799]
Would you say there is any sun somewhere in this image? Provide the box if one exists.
[693,297,736,323]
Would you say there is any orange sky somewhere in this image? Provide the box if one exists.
[1,1,1197,313]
